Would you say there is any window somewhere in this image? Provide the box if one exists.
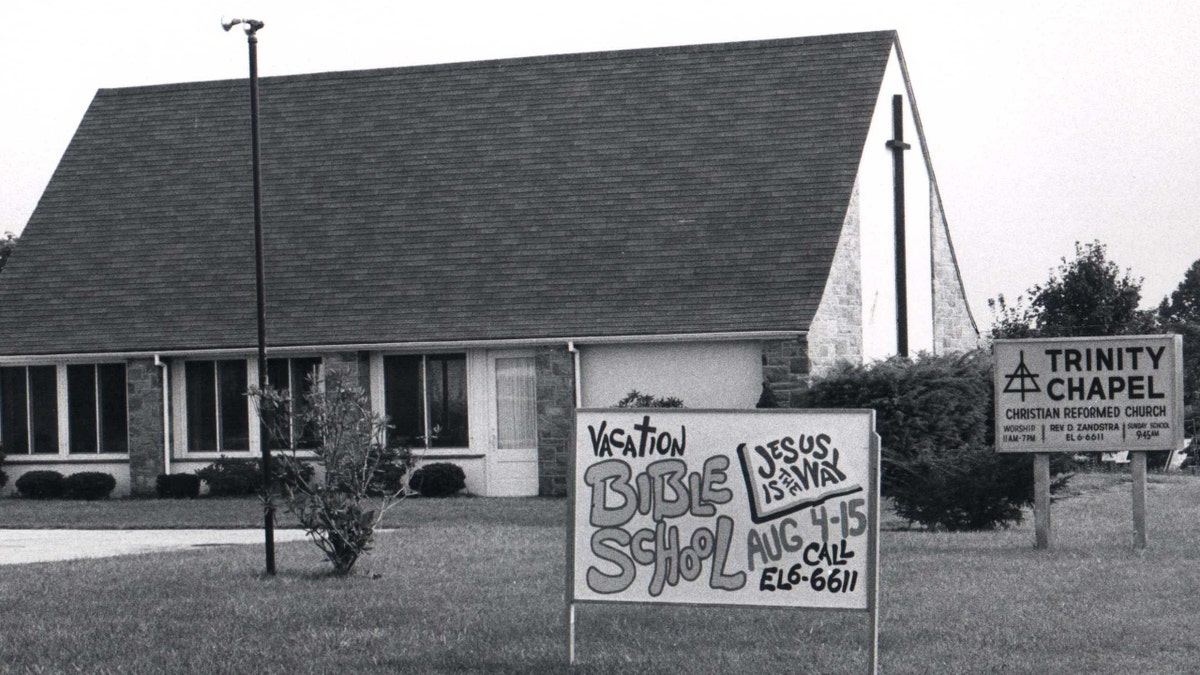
[495,357,537,450]
[186,360,249,452]
[0,366,58,454]
[266,357,321,450]
[1,363,129,457]
[67,364,128,454]
[383,354,468,448]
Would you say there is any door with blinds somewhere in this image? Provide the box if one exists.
[487,351,539,496]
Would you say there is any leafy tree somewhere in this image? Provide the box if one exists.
[255,367,414,575]
[1158,259,1200,438]
[1159,259,1200,324]
[0,232,16,273]
[989,241,1148,339]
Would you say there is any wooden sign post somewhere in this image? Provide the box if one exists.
[568,409,881,672]
[1131,451,1147,549]
[994,335,1184,550]
[1033,453,1051,549]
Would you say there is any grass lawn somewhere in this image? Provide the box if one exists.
[0,473,1197,673]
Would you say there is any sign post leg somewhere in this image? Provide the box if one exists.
[567,603,576,666]
[1034,453,1051,549]
[868,602,879,675]
[1131,451,1147,550]
[867,429,880,675]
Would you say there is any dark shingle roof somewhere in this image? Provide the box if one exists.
[0,31,896,355]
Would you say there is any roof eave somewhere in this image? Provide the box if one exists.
[0,329,806,364]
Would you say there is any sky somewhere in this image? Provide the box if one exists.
[2,0,1198,330]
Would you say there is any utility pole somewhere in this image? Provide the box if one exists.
[222,16,274,576]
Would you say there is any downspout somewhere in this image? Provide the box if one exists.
[154,355,171,475]
[567,341,581,408]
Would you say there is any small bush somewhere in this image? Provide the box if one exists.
[409,462,466,498]
[197,455,313,497]
[156,473,201,499]
[274,457,317,490]
[616,390,684,408]
[1145,449,1173,471]
[15,470,65,499]
[63,472,117,500]
[365,445,413,497]
[196,457,262,497]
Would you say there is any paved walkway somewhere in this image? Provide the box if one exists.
[0,529,310,565]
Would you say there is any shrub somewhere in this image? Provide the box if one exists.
[0,451,7,490]
[616,390,684,408]
[365,445,413,497]
[274,457,317,490]
[885,442,1039,530]
[1145,449,1174,471]
[156,473,201,499]
[196,456,313,497]
[409,462,466,498]
[196,457,262,497]
[15,470,65,499]
[63,472,117,500]
[800,350,1071,531]
[256,367,414,575]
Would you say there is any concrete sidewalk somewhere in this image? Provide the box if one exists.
[0,529,310,565]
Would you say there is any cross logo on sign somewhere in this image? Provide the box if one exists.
[1002,350,1041,402]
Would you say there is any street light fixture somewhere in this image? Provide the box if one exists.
[222,16,275,576]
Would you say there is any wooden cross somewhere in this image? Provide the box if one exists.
[885,94,911,357]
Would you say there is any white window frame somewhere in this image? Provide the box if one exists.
[1,362,130,462]
[175,358,257,457]
[371,352,472,450]
[65,363,129,455]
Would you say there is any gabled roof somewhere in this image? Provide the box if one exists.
[0,30,897,356]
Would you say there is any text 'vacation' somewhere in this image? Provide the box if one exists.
[588,415,685,458]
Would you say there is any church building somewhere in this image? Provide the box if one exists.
[0,31,977,497]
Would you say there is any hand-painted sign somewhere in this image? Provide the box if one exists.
[570,409,879,610]
[994,335,1184,453]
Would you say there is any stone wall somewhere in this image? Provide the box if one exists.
[126,358,165,496]
[535,345,575,496]
[761,338,809,408]
[771,181,861,397]
[930,187,981,353]
[807,180,864,377]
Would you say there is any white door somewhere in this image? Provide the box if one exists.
[487,352,539,496]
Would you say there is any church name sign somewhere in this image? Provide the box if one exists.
[993,335,1184,453]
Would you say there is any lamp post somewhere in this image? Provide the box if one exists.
[222,16,274,576]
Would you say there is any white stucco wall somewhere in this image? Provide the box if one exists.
[857,44,935,362]
[579,341,762,409]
